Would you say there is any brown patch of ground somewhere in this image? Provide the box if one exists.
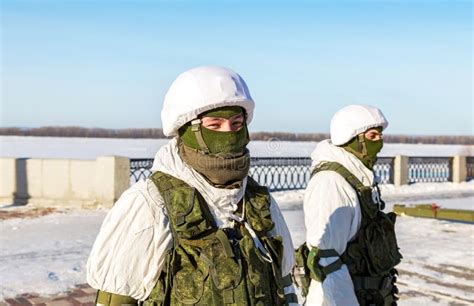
[1,284,96,305]
[398,281,473,305]
[403,260,474,281]
[438,264,474,280]
[398,268,474,292]
[0,207,59,220]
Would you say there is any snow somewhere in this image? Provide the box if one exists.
[1,182,473,304]
[1,136,473,304]
[272,181,474,212]
[0,209,105,300]
[2,136,473,159]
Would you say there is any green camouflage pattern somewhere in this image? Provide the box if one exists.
[96,290,137,305]
[148,171,287,305]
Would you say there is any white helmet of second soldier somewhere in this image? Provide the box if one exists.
[330,104,389,146]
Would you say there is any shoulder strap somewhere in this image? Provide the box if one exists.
[149,171,217,238]
[244,176,275,234]
[151,170,190,195]
[311,162,365,191]
[246,175,269,194]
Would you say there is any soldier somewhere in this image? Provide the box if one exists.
[298,104,402,305]
[87,66,298,305]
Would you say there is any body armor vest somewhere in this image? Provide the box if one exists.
[311,162,402,306]
[144,171,290,306]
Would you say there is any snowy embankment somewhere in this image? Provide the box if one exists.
[1,182,473,305]
[273,181,474,211]
[1,136,473,159]
[279,181,474,306]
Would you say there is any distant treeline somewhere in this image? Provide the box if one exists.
[249,132,474,145]
[1,126,473,145]
[0,126,165,139]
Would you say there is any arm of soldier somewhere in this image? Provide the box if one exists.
[87,180,173,303]
[304,171,361,306]
[268,195,299,305]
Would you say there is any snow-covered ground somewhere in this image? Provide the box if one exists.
[1,182,473,305]
[273,181,474,212]
[1,136,473,304]
[0,209,104,300]
[2,136,473,159]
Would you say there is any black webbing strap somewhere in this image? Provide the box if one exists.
[285,293,298,304]
[318,248,343,276]
[352,275,393,291]
[308,247,343,282]
[282,274,293,287]
[318,249,340,258]
[321,258,343,275]
[282,274,298,303]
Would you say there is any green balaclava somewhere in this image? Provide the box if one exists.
[179,106,249,156]
[178,106,250,187]
[341,127,384,169]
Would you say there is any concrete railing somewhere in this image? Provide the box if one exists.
[0,156,129,208]
[0,155,471,208]
[131,155,472,190]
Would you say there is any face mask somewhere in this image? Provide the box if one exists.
[178,106,249,156]
[342,128,384,169]
[178,142,250,187]
[363,138,384,169]
[177,106,250,187]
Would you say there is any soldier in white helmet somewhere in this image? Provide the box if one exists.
[294,105,402,305]
[87,66,297,305]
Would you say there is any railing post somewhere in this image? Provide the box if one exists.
[94,156,130,207]
[394,155,409,186]
[452,155,467,183]
[0,158,17,205]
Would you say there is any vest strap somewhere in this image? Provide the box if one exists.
[352,275,394,291]
[285,293,298,304]
[321,258,343,275]
[96,290,137,306]
[282,274,293,287]
[312,162,365,190]
[178,238,209,248]
[307,247,343,282]
[216,229,235,258]
[223,289,234,304]
[318,249,340,257]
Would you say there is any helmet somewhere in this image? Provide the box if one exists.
[161,66,255,137]
[330,104,388,146]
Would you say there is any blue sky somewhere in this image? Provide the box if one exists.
[1,0,472,135]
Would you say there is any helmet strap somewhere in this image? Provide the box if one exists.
[191,119,210,154]
[342,133,368,160]
[357,133,368,156]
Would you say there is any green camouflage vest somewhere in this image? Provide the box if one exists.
[144,171,295,306]
[303,162,402,306]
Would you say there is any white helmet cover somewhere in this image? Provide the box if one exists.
[330,104,389,146]
[161,66,255,137]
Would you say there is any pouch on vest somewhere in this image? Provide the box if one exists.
[292,243,311,297]
[360,212,401,276]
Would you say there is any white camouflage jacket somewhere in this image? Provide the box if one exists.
[87,138,296,302]
[304,140,379,306]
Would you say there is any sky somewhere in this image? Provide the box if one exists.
[1,0,472,135]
